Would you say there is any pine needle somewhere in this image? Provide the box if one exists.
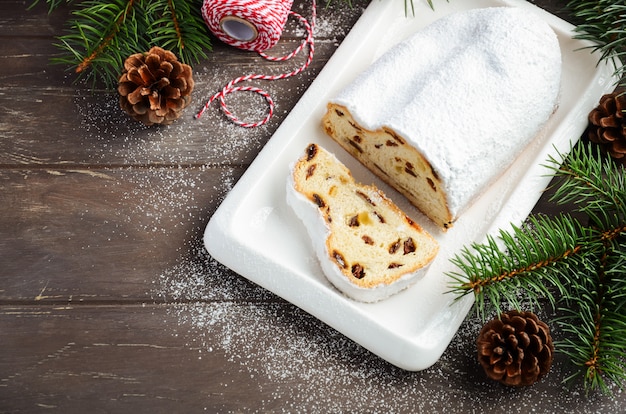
[448,142,626,394]
[448,213,591,320]
[546,143,626,229]
[45,0,211,89]
[567,0,626,88]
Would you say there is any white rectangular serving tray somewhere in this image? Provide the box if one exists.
[204,0,619,370]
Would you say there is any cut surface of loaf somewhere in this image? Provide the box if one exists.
[322,7,562,230]
[286,143,438,302]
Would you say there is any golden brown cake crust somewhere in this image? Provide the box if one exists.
[322,103,454,229]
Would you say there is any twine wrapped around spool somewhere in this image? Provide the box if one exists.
[201,0,295,52]
[196,0,315,128]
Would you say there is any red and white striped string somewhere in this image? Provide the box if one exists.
[196,0,316,128]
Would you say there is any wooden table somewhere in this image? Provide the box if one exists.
[1,0,623,412]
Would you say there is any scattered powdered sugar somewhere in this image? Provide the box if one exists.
[146,190,621,411]
[74,90,273,166]
[68,3,623,412]
[154,257,624,413]
[71,2,364,168]
[291,0,361,41]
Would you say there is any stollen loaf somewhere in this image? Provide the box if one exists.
[322,7,562,229]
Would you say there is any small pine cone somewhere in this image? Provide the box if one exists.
[587,92,626,165]
[477,310,554,387]
[118,46,194,126]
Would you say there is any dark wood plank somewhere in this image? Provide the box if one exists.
[1,305,279,413]
[0,166,284,302]
[0,1,71,36]
[2,303,624,412]
[0,34,353,164]
[2,0,625,412]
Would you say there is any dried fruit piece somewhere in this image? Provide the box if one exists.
[389,239,401,254]
[306,143,318,161]
[362,235,374,245]
[351,263,365,279]
[403,238,416,255]
[312,194,325,208]
[332,250,347,268]
[348,215,360,227]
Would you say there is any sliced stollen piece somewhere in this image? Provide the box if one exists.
[322,6,562,230]
[286,143,439,302]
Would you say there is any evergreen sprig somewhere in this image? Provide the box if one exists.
[449,142,626,394]
[567,0,626,88]
[548,143,626,227]
[447,213,591,319]
[39,0,211,89]
[558,233,626,394]
[34,1,624,90]
[36,0,439,88]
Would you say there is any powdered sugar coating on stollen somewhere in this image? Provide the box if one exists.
[331,7,562,218]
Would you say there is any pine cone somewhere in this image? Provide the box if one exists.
[587,92,626,165]
[118,46,194,126]
[477,310,554,387]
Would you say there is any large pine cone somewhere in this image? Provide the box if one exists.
[588,92,626,165]
[477,310,554,387]
[118,46,194,126]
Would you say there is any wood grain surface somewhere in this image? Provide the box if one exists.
[1,0,623,412]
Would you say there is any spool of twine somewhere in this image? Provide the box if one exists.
[197,0,316,128]
[202,0,295,52]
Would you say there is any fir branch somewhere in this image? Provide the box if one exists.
[567,0,626,87]
[449,142,626,393]
[74,0,138,75]
[51,0,147,88]
[44,0,211,89]
[448,213,591,320]
[145,0,210,66]
[546,143,626,229]
[558,233,626,394]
